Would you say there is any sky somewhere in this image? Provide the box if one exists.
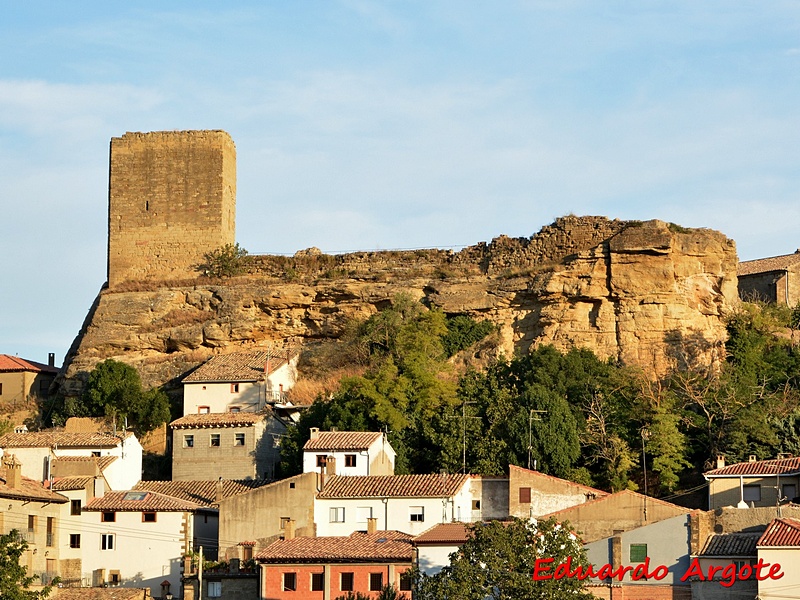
[2,1,800,365]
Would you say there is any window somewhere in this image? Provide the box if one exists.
[242,545,253,561]
[316,455,327,468]
[629,544,647,563]
[46,517,55,547]
[142,512,156,523]
[184,434,194,448]
[370,573,383,591]
[69,534,80,548]
[345,454,357,467]
[340,572,354,592]
[743,484,761,502]
[0,383,3,395]
[282,572,297,591]
[356,506,372,522]
[311,572,324,591]
[472,500,481,510]
[229,406,241,413]
[71,499,82,515]
[399,571,412,591]
[330,507,345,523]
[234,433,245,446]
[208,581,222,597]
[783,484,797,501]
[280,516,291,530]
[210,434,221,447]
[519,487,532,503]
[92,451,101,457]
[109,571,120,585]
[198,406,210,414]
[28,515,36,533]
[123,492,147,501]
[231,383,239,393]
[101,533,115,550]
[410,506,424,522]
[102,512,116,523]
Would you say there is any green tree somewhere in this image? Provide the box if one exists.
[415,518,593,600]
[199,242,250,277]
[0,530,58,599]
[63,359,170,437]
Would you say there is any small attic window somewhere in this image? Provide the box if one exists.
[122,492,148,501]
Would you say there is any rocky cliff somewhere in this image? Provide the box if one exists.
[59,217,739,395]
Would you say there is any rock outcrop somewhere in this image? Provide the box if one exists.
[59,217,739,394]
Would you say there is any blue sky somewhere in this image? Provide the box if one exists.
[3,1,800,365]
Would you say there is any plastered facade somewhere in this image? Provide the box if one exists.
[107,130,236,287]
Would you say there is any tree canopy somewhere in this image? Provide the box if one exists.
[0,530,57,600]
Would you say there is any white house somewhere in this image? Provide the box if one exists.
[303,429,396,477]
[315,473,473,537]
[0,430,142,490]
[756,517,800,600]
[82,489,205,598]
[182,349,299,416]
[413,522,470,576]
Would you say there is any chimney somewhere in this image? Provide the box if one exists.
[93,476,105,499]
[284,519,296,540]
[4,455,21,489]
[367,517,378,535]
[326,455,336,477]
[48,353,55,367]
[216,477,224,503]
[716,455,725,469]
[309,427,320,440]
[749,455,757,463]
[229,558,240,574]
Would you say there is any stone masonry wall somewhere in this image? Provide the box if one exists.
[107,130,236,288]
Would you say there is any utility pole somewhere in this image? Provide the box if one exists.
[527,409,547,470]
[449,401,480,474]
[641,428,650,521]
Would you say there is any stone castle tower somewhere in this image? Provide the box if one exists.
[107,130,236,288]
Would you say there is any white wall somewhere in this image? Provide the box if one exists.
[302,437,396,476]
[758,548,799,600]
[417,544,460,576]
[81,510,189,598]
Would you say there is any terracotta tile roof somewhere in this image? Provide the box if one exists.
[413,522,470,545]
[739,252,800,276]
[50,476,96,491]
[317,473,470,499]
[132,479,274,507]
[304,431,382,451]
[170,412,266,429]
[0,431,131,448]
[0,354,58,374]
[256,530,413,563]
[0,465,68,503]
[698,532,760,557]
[757,517,800,547]
[183,350,294,383]
[85,490,202,512]
[704,457,800,477]
[53,588,150,600]
[53,455,117,472]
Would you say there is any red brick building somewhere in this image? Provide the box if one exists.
[256,528,413,599]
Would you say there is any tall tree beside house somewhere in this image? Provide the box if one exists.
[0,530,57,600]
[51,359,170,437]
[414,518,594,600]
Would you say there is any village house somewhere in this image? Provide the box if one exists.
[0,429,143,490]
[412,521,470,576]
[703,454,800,510]
[182,349,299,415]
[0,454,69,588]
[508,464,607,518]
[0,353,58,406]
[256,522,413,600]
[738,249,800,305]
[756,516,800,600]
[170,411,286,481]
[302,429,396,477]
[81,489,207,598]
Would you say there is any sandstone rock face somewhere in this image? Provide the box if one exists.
[60,218,738,393]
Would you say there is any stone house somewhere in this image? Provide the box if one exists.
[170,410,286,481]
[302,429,396,477]
[738,250,800,305]
[256,526,413,600]
[0,429,143,491]
[508,464,607,518]
[182,350,299,415]
[703,455,800,510]
[0,353,58,405]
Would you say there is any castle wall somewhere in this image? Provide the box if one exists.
[107,130,236,288]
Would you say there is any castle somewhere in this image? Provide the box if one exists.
[107,130,236,288]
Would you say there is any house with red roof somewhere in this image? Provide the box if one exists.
[703,454,800,510]
[412,522,470,576]
[302,428,396,477]
[738,249,800,305]
[756,517,800,600]
[0,353,58,405]
[256,524,413,599]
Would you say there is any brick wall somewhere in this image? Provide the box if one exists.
[107,130,236,288]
